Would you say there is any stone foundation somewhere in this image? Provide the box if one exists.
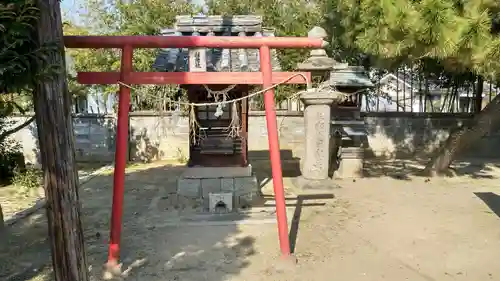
[177,166,259,212]
[336,147,364,178]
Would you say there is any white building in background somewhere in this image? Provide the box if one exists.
[67,50,116,115]
[363,72,499,113]
[362,72,429,112]
[73,91,116,114]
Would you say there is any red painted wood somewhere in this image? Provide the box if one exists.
[64,35,325,49]
[77,71,311,85]
[259,46,291,257]
[64,32,322,264]
[107,45,133,264]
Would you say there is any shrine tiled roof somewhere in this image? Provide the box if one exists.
[152,15,281,73]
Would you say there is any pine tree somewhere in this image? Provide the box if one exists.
[334,0,500,76]
[334,0,500,174]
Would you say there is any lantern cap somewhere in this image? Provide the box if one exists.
[297,26,337,72]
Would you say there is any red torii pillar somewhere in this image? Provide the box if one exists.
[64,35,325,265]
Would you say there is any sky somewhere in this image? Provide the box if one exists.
[60,0,85,24]
[60,0,206,24]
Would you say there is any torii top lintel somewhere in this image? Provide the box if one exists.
[63,35,326,49]
[63,15,326,86]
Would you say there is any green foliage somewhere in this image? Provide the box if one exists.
[65,0,500,108]
[0,1,59,95]
[333,0,500,80]
[67,0,326,106]
[64,0,195,110]
[207,0,326,102]
[0,141,23,184]
[12,166,42,195]
[0,94,29,117]
[0,1,39,190]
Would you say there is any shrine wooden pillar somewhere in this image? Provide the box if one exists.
[108,45,133,264]
[260,46,290,256]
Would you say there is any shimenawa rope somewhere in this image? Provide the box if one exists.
[116,74,367,143]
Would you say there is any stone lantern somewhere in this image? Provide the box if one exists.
[327,65,374,179]
[296,26,338,75]
[295,27,373,188]
[295,26,344,189]
[328,64,374,111]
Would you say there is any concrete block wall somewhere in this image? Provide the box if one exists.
[364,114,461,158]
[7,111,500,166]
[363,113,500,159]
[7,115,116,164]
[127,112,307,162]
[246,112,305,160]
[128,112,189,163]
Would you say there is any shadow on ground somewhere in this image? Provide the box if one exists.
[0,214,50,281]
[475,192,500,218]
[249,150,301,189]
[0,163,256,281]
[248,149,500,182]
[362,158,500,180]
[257,194,335,254]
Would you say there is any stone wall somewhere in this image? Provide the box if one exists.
[7,114,116,164]
[128,112,189,163]
[363,113,496,159]
[7,111,500,165]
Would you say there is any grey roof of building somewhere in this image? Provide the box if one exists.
[152,15,282,73]
[328,66,374,88]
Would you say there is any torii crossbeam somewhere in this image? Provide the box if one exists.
[64,35,325,265]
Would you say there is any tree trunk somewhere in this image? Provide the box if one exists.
[0,202,4,231]
[33,1,89,280]
[474,76,484,113]
[424,93,500,175]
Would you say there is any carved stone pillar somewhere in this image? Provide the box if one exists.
[294,26,340,190]
[299,91,337,181]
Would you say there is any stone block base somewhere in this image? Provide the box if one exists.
[336,147,364,178]
[292,176,340,190]
[181,166,252,179]
[336,158,363,178]
[177,167,259,212]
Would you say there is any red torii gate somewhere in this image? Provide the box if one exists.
[64,35,325,264]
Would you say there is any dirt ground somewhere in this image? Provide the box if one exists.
[1,159,500,281]
[0,166,107,221]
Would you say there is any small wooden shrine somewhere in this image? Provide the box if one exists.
[153,15,281,168]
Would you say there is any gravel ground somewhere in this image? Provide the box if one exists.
[1,160,500,281]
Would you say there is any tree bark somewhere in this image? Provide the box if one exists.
[33,1,89,280]
[0,202,4,231]
[424,93,500,175]
[474,75,484,113]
